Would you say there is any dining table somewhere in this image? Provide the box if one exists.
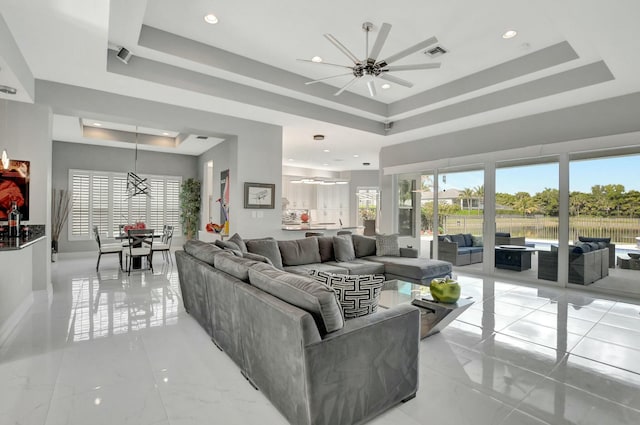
[115,229,162,270]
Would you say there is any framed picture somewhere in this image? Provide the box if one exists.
[0,159,30,221]
[244,182,275,209]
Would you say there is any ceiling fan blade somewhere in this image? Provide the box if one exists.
[305,73,353,85]
[379,73,414,88]
[379,36,438,66]
[368,23,392,61]
[296,59,352,69]
[366,79,377,97]
[324,33,360,64]
[334,77,359,96]
[385,63,441,72]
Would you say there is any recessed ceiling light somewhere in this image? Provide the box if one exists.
[162,132,169,136]
[311,56,323,63]
[288,158,294,161]
[502,29,518,39]
[92,122,102,126]
[204,14,219,24]
[381,83,391,90]
[353,154,359,158]
[323,149,330,153]
[313,134,325,141]
[323,163,329,166]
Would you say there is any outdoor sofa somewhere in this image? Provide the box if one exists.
[538,241,609,284]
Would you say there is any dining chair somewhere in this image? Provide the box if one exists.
[118,224,130,247]
[152,225,174,263]
[125,228,154,275]
[93,225,124,271]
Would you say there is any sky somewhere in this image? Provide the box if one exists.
[429,155,640,195]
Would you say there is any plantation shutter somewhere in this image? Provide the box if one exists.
[71,173,90,237]
[112,176,128,235]
[149,179,165,231]
[91,175,109,236]
[166,179,181,234]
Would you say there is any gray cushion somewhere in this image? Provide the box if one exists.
[352,234,376,257]
[450,234,466,247]
[214,252,259,282]
[495,232,511,237]
[248,263,344,335]
[578,236,611,244]
[323,259,385,275]
[246,238,284,270]
[458,246,483,254]
[365,256,452,281]
[309,270,385,319]
[316,236,335,262]
[183,240,224,265]
[284,263,350,276]
[376,234,400,256]
[242,251,273,265]
[228,233,248,253]
[278,237,321,266]
[463,233,473,247]
[214,239,241,251]
[333,235,356,262]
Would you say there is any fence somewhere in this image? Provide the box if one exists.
[436,215,640,245]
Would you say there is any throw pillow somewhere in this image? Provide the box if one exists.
[352,234,376,257]
[246,238,284,270]
[316,236,335,262]
[214,239,241,251]
[242,251,273,265]
[463,233,473,247]
[309,270,385,319]
[471,235,484,247]
[214,252,259,282]
[375,234,400,256]
[333,235,356,262]
[183,240,225,265]
[228,233,248,253]
[278,237,321,266]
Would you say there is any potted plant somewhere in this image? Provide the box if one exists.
[360,207,376,236]
[51,188,71,262]
[180,178,201,240]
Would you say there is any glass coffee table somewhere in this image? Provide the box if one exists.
[379,280,474,339]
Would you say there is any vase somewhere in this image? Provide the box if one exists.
[429,278,461,304]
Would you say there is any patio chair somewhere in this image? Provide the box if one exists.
[152,225,174,263]
[93,225,123,271]
[125,228,154,275]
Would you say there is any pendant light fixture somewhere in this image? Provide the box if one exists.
[126,127,149,197]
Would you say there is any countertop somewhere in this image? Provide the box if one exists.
[0,224,47,251]
[281,225,358,231]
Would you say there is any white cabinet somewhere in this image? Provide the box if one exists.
[315,183,350,225]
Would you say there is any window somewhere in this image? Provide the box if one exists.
[69,169,182,240]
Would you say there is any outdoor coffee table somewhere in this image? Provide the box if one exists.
[495,245,538,271]
[378,280,474,339]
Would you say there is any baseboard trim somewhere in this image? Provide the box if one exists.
[0,293,34,347]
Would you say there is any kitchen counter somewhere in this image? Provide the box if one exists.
[0,225,47,251]
[281,225,358,232]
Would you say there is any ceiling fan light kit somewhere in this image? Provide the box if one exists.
[301,22,441,97]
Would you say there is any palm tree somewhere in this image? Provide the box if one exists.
[513,192,537,216]
[474,185,484,212]
[459,188,475,211]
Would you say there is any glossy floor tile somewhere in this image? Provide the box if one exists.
[2,254,640,425]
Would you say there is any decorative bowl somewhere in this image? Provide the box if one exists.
[429,278,461,304]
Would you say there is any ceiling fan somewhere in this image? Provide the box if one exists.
[299,22,441,97]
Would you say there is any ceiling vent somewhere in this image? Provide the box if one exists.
[196,136,208,140]
[425,45,447,58]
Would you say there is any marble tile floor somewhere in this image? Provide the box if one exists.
[2,254,640,425]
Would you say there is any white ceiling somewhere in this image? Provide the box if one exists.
[1,0,640,171]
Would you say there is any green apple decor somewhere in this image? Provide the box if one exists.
[429,277,461,304]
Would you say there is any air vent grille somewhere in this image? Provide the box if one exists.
[425,46,447,57]
[196,136,208,140]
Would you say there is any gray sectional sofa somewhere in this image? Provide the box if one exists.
[538,242,609,284]
[175,234,448,425]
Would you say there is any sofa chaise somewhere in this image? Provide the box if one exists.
[176,238,422,425]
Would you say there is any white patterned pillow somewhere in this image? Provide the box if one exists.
[375,233,400,256]
[309,270,385,319]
